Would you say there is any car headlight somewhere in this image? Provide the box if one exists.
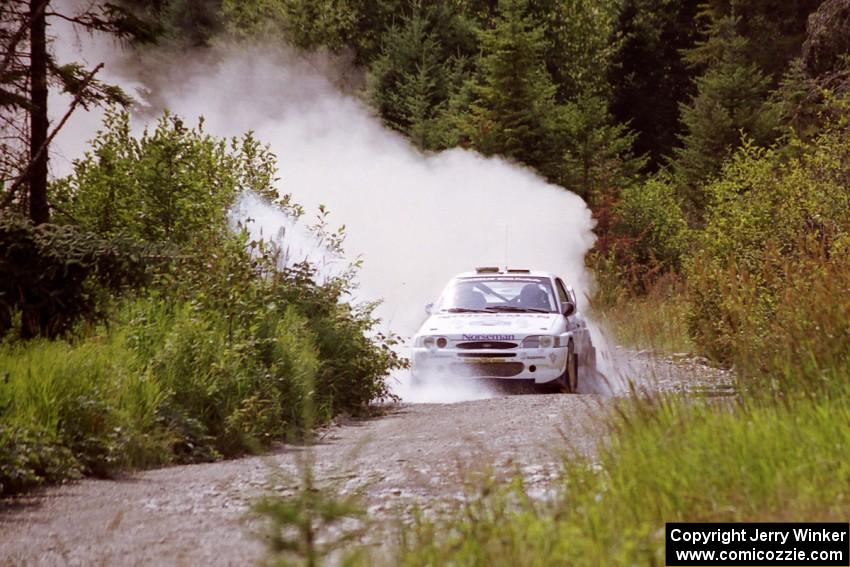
[522,335,557,348]
[416,336,447,349]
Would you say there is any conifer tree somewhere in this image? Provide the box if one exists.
[674,15,777,213]
[1,0,154,223]
[368,5,475,150]
[609,0,701,169]
[460,0,557,171]
[556,95,645,205]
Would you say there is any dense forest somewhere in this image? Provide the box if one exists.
[2,1,850,563]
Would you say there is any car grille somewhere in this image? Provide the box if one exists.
[450,362,525,377]
[456,352,516,358]
[456,341,518,350]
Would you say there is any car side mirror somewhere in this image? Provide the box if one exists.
[562,302,576,317]
[425,302,434,316]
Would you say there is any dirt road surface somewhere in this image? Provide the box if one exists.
[0,353,730,566]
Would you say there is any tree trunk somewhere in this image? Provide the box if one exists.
[29,0,50,224]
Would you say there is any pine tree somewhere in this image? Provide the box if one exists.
[699,0,822,82]
[0,1,154,223]
[368,5,475,150]
[674,15,777,213]
[609,0,702,169]
[555,95,645,205]
[460,0,557,171]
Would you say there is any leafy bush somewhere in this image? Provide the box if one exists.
[0,279,401,495]
[0,334,166,493]
[0,424,80,496]
[52,109,283,249]
[1,109,404,496]
[0,214,149,339]
[685,118,850,392]
[611,173,690,285]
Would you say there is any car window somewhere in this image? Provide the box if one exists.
[555,278,569,303]
[438,276,558,312]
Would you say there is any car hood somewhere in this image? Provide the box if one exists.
[417,312,562,339]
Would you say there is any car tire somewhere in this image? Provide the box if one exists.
[560,342,579,394]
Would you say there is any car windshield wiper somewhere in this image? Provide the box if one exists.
[484,306,550,314]
[444,307,488,313]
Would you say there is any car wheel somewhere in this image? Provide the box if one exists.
[560,342,579,393]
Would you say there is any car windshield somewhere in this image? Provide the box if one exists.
[438,276,558,313]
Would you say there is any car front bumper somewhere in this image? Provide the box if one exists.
[411,346,568,384]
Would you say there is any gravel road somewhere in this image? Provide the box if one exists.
[0,352,729,566]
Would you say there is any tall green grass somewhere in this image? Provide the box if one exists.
[590,270,694,354]
[594,291,694,354]
[0,331,167,493]
[387,394,850,566]
[1,299,327,495]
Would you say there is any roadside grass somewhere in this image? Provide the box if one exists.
[591,279,694,355]
[0,293,397,497]
[0,299,313,495]
[384,393,850,566]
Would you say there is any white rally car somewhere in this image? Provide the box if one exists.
[411,268,596,393]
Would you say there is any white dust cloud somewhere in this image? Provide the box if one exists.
[51,35,617,401]
[227,192,348,283]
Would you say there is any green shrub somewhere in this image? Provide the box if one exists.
[0,283,400,495]
[147,301,320,458]
[0,335,166,493]
[0,214,149,339]
[685,116,850,393]
[0,424,80,496]
[612,174,689,281]
[52,109,283,249]
[1,108,403,497]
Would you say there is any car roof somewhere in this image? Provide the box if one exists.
[453,268,557,279]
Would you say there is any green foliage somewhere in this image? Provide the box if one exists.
[458,0,557,171]
[674,16,778,210]
[0,333,167,493]
[221,0,400,64]
[220,0,288,39]
[0,214,149,339]
[368,5,477,150]
[253,460,367,567]
[685,117,850,391]
[697,0,821,82]
[528,0,620,101]
[592,278,694,353]
[52,109,281,248]
[609,0,701,167]
[389,394,850,566]
[612,174,689,278]
[555,94,645,203]
[0,424,80,496]
[0,268,402,496]
[1,108,404,496]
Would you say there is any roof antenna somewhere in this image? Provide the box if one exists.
[504,224,509,269]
